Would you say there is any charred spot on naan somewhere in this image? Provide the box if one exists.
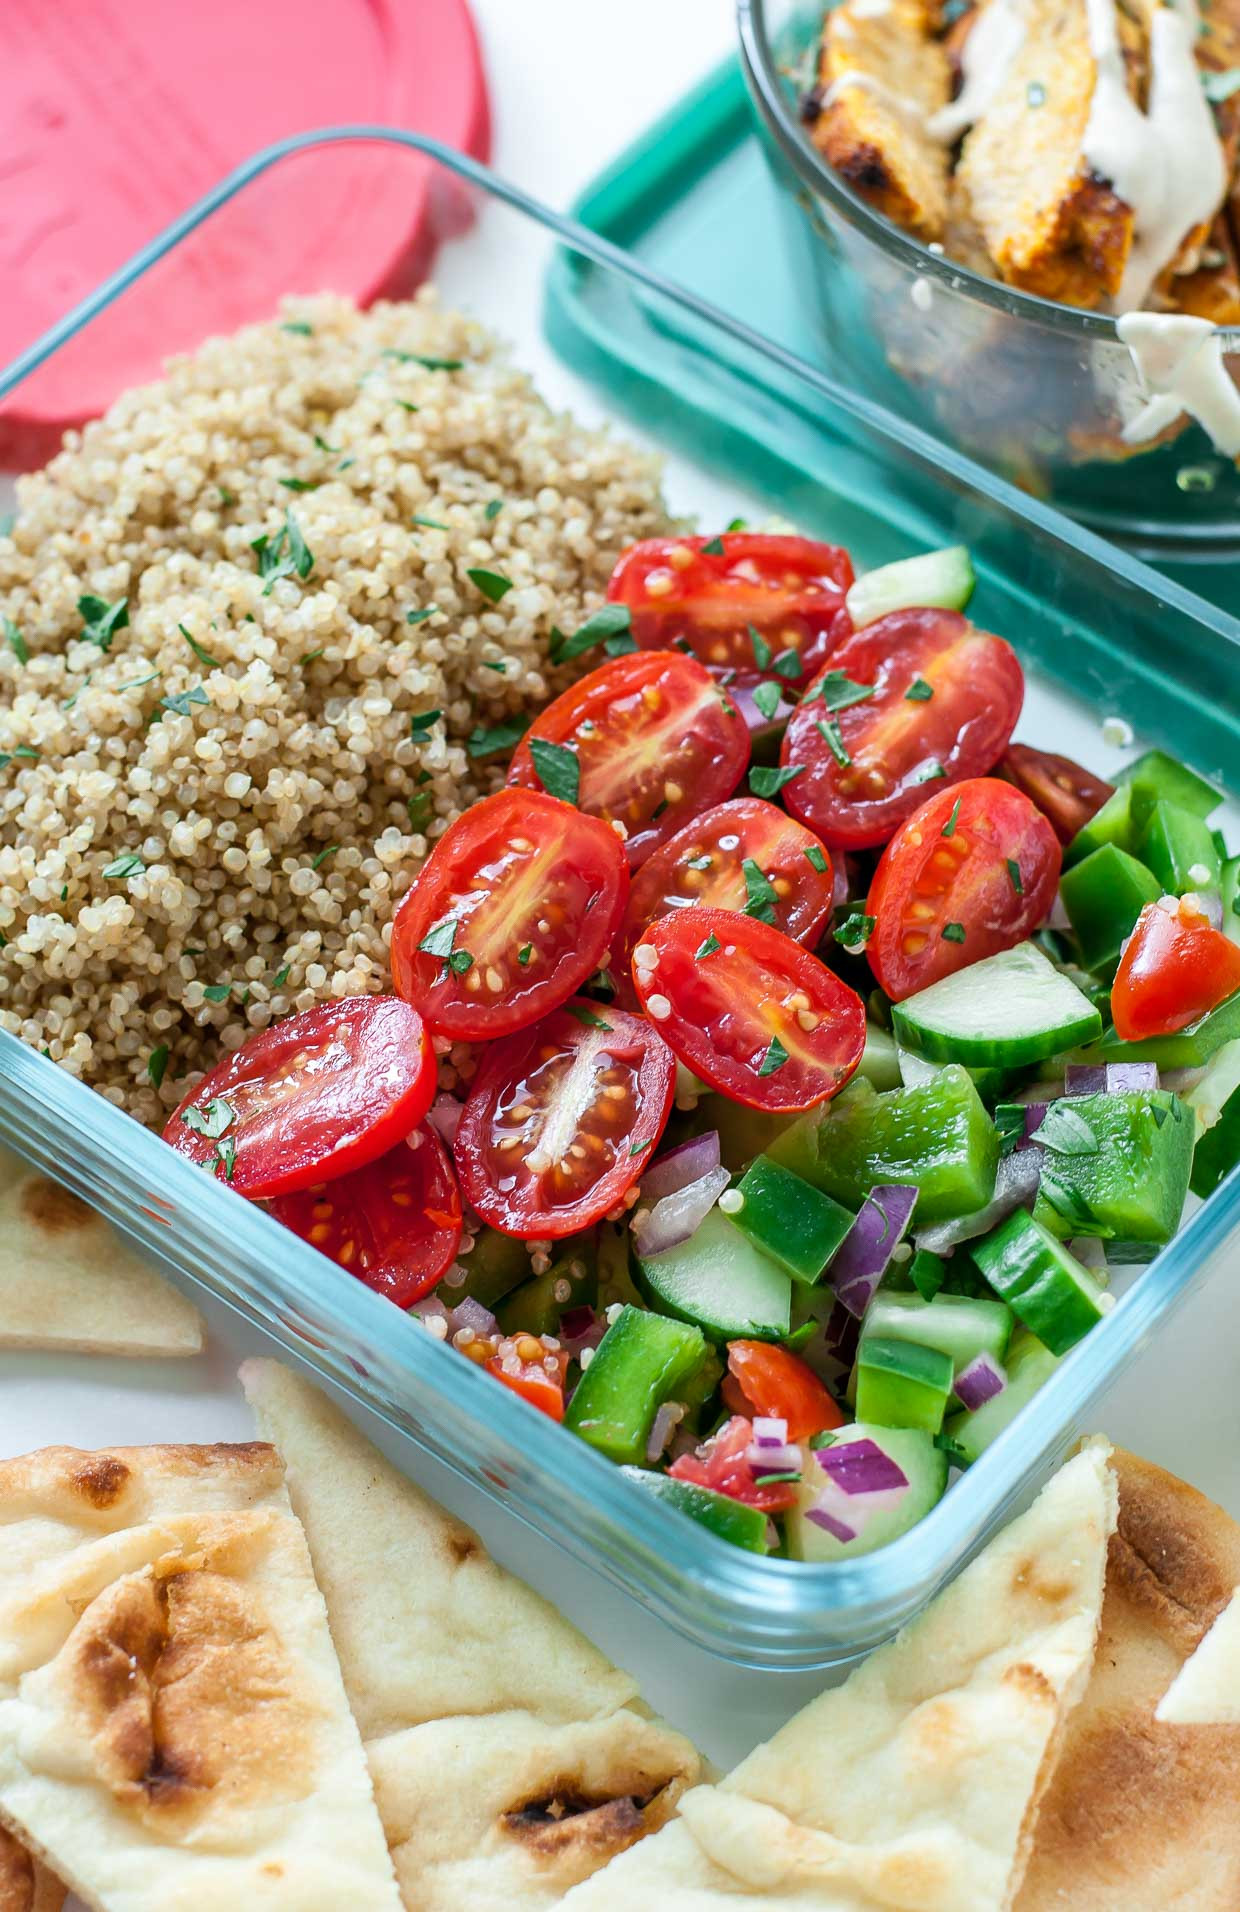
[70,1455,131,1510]
[17,1178,92,1238]
[501,1769,687,1865]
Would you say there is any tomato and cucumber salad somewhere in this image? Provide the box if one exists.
[162,530,1235,1561]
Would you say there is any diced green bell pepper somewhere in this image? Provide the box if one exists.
[564,1305,705,1465]
[1188,1043,1240,1199]
[1032,1089,1193,1243]
[729,1155,854,1284]
[1080,988,1240,1070]
[971,1211,1107,1354]
[1135,800,1220,898]
[908,1248,946,1301]
[447,1225,530,1310]
[1114,748,1223,831]
[856,1335,954,1433]
[496,1251,596,1338]
[857,1021,904,1091]
[1059,844,1161,976]
[768,1068,999,1225]
[620,1467,769,1551]
[1063,784,1132,869]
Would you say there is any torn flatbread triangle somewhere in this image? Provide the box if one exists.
[0,1440,401,1910]
[240,1358,700,1910]
[562,1439,1116,1911]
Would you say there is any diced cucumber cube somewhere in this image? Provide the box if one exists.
[1135,800,1221,897]
[1032,1089,1193,1243]
[1064,784,1133,869]
[908,1248,946,1300]
[1060,845,1162,976]
[892,942,1101,1069]
[785,1423,948,1561]
[730,1155,854,1285]
[845,544,975,628]
[858,1021,903,1091]
[971,1212,1107,1354]
[1082,989,1240,1070]
[942,1327,1059,1463]
[860,1290,1013,1377]
[564,1305,706,1466]
[856,1335,954,1432]
[620,1468,769,1551]
[636,1205,792,1340]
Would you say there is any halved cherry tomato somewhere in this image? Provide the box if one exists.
[268,1124,462,1307]
[1112,897,1240,1040]
[865,778,1061,1002]
[487,1345,569,1421]
[507,651,749,868]
[607,533,853,686]
[390,788,628,1040]
[163,996,435,1198]
[454,999,676,1238]
[612,797,841,1005]
[999,742,1114,845]
[780,609,1024,848]
[724,1340,845,1442]
[630,905,866,1112]
[669,1415,798,1513]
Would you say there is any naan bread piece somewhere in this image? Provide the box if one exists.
[0,1149,201,1357]
[563,1440,1115,1911]
[241,1360,699,1910]
[0,1827,62,1912]
[1019,1447,1240,1910]
[1157,1587,1240,1723]
[0,1440,400,1911]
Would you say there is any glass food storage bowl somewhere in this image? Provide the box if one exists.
[737,0,1240,563]
[4,129,1240,1671]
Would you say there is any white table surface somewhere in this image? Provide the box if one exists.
[1,0,1238,1823]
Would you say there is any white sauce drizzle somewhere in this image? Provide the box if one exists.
[851,0,892,18]
[928,0,1030,143]
[1116,311,1240,454]
[823,71,927,125]
[1083,0,1225,311]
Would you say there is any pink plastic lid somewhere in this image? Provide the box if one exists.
[1,0,490,465]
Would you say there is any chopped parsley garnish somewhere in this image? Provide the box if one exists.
[217,485,237,507]
[835,910,875,950]
[419,920,459,961]
[528,736,580,806]
[181,1095,235,1138]
[412,515,448,530]
[995,1106,1026,1158]
[749,764,804,799]
[484,499,504,520]
[772,649,802,680]
[409,708,442,738]
[395,400,419,413]
[915,759,947,782]
[446,949,474,976]
[630,1137,654,1156]
[202,983,233,1003]
[179,624,221,669]
[1203,66,1240,101]
[651,798,669,820]
[1033,1105,1100,1156]
[213,1133,238,1181]
[748,625,773,671]
[550,604,633,666]
[300,649,324,666]
[817,718,851,766]
[905,677,934,701]
[757,1034,790,1077]
[941,797,962,838]
[0,746,39,768]
[518,943,533,966]
[146,1045,170,1090]
[1006,858,1024,894]
[158,685,210,718]
[482,659,506,672]
[803,843,829,874]
[468,568,514,604]
[742,858,779,924]
[752,679,782,722]
[271,965,291,988]
[311,844,339,871]
[118,669,160,691]
[566,1004,613,1031]
[702,535,726,556]
[726,516,747,531]
[695,932,722,960]
[78,595,129,652]
[687,853,713,871]
[409,354,464,371]
[467,716,531,757]
[406,608,440,631]
[281,320,314,336]
[103,852,145,880]
[406,793,432,831]
[313,433,340,454]
[753,1471,801,1486]
[279,475,318,492]
[804,670,875,713]
[252,510,314,593]
[5,619,27,665]
[941,921,967,943]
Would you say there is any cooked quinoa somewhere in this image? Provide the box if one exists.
[0,291,674,1127]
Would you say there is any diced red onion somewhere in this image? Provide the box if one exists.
[1161,1065,1207,1094]
[915,1148,1042,1255]
[1064,1062,1158,1096]
[752,1416,790,1447]
[745,1439,802,1474]
[1021,1102,1049,1138]
[411,1295,452,1326]
[646,1400,686,1463]
[640,1132,721,1204]
[1050,890,1072,931]
[954,1351,1007,1411]
[829,1184,919,1318]
[449,1295,498,1339]
[816,1437,909,1496]
[805,1504,857,1543]
[559,1304,598,1342]
[631,1163,732,1257]
[1067,1235,1108,1270]
[426,1093,463,1147]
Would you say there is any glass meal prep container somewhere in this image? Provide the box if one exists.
[3,129,1240,1671]
[737,0,1240,565]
